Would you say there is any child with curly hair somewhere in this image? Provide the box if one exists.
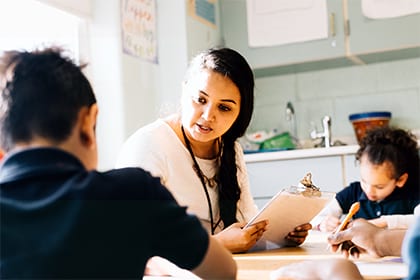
[315,126,419,232]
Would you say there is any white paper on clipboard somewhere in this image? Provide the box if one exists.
[246,188,334,249]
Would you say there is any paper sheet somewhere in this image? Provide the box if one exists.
[362,0,420,19]
[355,258,408,279]
[246,189,334,249]
[246,0,328,47]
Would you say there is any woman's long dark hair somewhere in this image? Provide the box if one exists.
[184,48,255,228]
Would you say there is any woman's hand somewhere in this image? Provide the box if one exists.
[214,220,268,253]
[328,218,386,258]
[367,216,387,228]
[145,256,200,278]
[285,223,312,246]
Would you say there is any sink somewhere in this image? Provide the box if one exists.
[313,139,348,148]
[243,147,293,154]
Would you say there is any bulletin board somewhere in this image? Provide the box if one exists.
[121,0,158,63]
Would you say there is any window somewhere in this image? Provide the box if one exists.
[0,0,81,60]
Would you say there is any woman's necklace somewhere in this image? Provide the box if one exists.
[181,125,220,234]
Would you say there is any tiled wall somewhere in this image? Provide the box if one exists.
[248,57,420,146]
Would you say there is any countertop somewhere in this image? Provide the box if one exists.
[244,139,420,163]
[244,145,360,163]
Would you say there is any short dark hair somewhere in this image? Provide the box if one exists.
[0,47,96,151]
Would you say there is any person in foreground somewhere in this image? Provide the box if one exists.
[271,204,420,280]
[116,47,311,253]
[314,126,419,232]
[0,47,236,279]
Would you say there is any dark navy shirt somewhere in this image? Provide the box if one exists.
[0,148,209,279]
[336,181,420,219]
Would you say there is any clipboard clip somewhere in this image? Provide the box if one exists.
[299,172,320,191]
[284,172,322,197]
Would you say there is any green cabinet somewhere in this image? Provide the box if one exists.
[346,0,420,63]
[220,0,348,77]
[220,0,420,78]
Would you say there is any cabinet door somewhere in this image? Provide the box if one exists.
[220,0,347,77]
[343,154,360,186]
[347,0,420,60]
[246,156,344,209]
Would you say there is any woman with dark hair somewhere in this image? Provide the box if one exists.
[116,47,311,253]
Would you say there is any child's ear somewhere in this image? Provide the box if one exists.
[80,104,98,148]
[395,173,408,188]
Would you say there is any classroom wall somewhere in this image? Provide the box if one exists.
[88,0,221,169]
[49,0,419,168]
[249,57,420,145]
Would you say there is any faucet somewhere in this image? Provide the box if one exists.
[310,115,332,148]
[285,101,297,140]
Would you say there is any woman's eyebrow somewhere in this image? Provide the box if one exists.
[200,91,238,105]
[221,98,238,104]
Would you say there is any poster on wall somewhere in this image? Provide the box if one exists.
[187,0,217,28]
[121,0,158,63]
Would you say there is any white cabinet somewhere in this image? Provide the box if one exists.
[220,0,420,78]
[245,152,359,209]
[343,154,361,186]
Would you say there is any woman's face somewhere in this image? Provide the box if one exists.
[181,69,241,144]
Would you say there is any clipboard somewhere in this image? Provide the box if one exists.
[246,186,334,249]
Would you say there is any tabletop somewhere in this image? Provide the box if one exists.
[233,230,407,280]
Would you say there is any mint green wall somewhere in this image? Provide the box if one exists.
[84,0,223,169]
[249,57,420,145]
[85,0,419,168]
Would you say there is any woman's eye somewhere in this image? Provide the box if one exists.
[219,104,231,112]
[194,96,206,104]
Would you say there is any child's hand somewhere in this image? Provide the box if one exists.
[320,215,341,232]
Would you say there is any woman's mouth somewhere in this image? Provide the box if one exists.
[196,123,212,133]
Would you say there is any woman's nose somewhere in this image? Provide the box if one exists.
[202,105,215,121]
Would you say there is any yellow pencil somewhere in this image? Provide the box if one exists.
[334,201,360,234]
